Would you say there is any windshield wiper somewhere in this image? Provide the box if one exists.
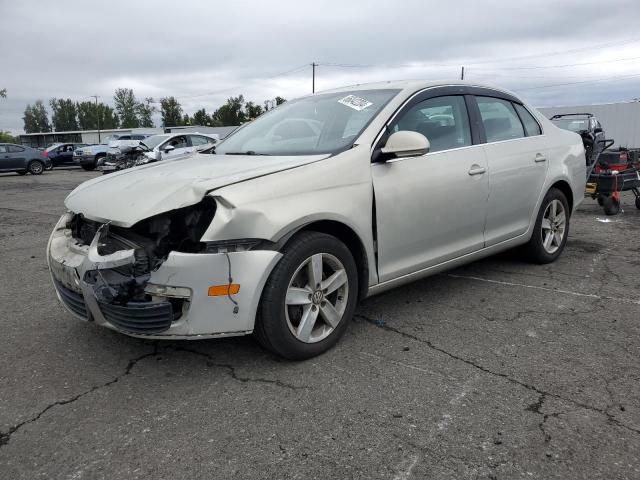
[223,150,270,156]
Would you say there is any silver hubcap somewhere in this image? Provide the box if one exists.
[31,162,42,173]
[541,199,566,254]
[285,253,349,343]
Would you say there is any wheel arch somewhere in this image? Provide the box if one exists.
[549,179,574,213]
[279,220,370,301]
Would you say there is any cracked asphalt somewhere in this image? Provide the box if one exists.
[1,168,639,479]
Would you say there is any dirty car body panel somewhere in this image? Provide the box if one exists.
[47,80,585,349]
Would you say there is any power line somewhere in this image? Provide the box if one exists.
[473,54,640,71]
[178,64,310,100]
[515,72,640,91]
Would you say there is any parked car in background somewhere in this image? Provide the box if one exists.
[550,113,605,163]
[43,143,88,168]
[98,133,218,173]
[0,143,51,175]
[48,81,585,360]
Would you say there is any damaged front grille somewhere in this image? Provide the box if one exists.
[67,197,215,315]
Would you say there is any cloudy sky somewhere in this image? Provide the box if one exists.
[1,0,640,133]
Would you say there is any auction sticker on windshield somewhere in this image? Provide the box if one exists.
[338,95,373,111]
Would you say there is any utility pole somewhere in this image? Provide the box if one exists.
[460,66,465,80]
[91,95,101,142]
[311,62,318,93]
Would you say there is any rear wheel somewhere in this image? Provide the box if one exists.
[28,160,44,175]
[523,188,569,264]
[635,196,640,210]
[255,231,358,360]
[603,196,620,216]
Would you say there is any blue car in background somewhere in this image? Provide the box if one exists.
[43,143,88,168]
[0,143,52,175]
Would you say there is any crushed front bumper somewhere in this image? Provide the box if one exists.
[47,213,282,339]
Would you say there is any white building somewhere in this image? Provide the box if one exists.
[538,101,640,149]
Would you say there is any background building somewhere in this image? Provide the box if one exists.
[18,125,238,148]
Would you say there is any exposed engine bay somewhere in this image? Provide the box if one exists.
[67,197,216,309]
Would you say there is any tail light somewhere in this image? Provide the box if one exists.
[41,151,48,158]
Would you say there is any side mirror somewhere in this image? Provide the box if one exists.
[163,145,176,153]
[380,131,430,159]
[594,127,603,134]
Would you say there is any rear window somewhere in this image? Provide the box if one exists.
[476,96,525,142]
[514,104,542,136]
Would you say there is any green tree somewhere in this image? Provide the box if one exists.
[77,101,119,130]
[245,101,263,120]
[159,96,183,127]
[275,96,286,105]
[137,97,156,128]
[0,89,6,98]
[192,108,210,126]
[0,131,16,142]
[49,98,78,131]
[23,100,51,133]
[114,88,140,128]
[212,95,247,126]
[182,113,191,126]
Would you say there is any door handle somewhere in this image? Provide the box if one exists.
[535,154,547,163]
[468,165,486,176]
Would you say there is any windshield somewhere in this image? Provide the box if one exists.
[551,117,589,132]
[216,89,400,156]
[140,135,170,150]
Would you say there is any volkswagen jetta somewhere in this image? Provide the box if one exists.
[47,81,585,359]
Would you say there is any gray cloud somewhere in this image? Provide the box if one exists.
[1,0,640,132]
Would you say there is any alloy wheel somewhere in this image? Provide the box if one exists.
[541,199,566,254]
[285,252,349,343]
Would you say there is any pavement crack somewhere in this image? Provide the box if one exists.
[169,346,307,390]
[357,313,640,437]
[0,348,157,450]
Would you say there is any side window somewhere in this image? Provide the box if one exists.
[8,145,25,153]
[167,136,188,149]
[513,104,542,136]
[190,135,212,146]
[476,96,525,142]
[0,145,8,153]
[390,95,471,153]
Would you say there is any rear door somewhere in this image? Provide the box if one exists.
[189,135,215,152]
[0,145,11,170]
[473,95,548,245]
[372,92,489,281]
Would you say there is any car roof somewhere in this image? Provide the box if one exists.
[314,79,521,100]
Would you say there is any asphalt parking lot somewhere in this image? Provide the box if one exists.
[1,168,639,479]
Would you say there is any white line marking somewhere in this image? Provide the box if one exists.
[446,273,640,305]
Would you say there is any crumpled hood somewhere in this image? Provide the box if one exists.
[65,153,328,227]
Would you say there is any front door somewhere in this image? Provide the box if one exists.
[372,95,489,282]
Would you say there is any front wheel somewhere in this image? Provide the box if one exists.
[603,196,620,216]
[255,231,358,360]
[523,188,570,264]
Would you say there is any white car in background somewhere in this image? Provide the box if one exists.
[48,80,585,360]
[138,132,219,163]
[98,133,219,173]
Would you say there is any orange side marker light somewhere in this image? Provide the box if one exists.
[208,284,241,297]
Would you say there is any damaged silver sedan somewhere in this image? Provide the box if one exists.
[48,81,586,359]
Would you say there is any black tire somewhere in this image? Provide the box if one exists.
[603,196,620,216]
[17,170,27,175]
[635,196,640,210]
[523,188,570,264]
[28,160,44,175]
[597,196,604,206]
[81,157,98,171]
[255,231,358,360]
